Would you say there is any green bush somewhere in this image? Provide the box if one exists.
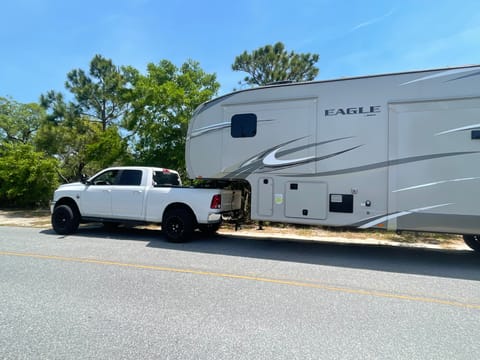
[0,143,59,207]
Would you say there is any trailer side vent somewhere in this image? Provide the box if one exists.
[329,194,354,213]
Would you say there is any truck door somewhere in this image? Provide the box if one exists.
[81,169,118,217]
[110,169,145,220]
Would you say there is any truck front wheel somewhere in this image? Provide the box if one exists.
[162,208,194,243]
[52,204,80,235]
[463,235,480,252]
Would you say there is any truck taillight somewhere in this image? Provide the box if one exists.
[210,194,221,209]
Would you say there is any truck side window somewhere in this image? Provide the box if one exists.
[116,170,142,186]
[92,170,118,185]
[231,113,257,138]
[153,171,180,186]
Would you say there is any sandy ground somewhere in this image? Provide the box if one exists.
[0,209,470,251]
[0,209,52,227]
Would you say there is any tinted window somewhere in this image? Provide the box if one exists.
[116,170,142,186]
[92,170,119,185]
[231,113,257,138]
[153,171,180,186]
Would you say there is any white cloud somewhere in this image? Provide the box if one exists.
[351,8,395,31]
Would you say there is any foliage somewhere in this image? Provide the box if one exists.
[123,59,220,174]
[39,57,131,181]
[36,56,218,182]
[232,42,319,86]
[0,142,58,207]
[40,91,76,125]
[0,97,59,206]
[35,116,128,182]
[64,54,131,131]
[0,54,220,208]
[0,97,45,144]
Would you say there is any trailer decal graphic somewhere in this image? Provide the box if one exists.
[189,119,274,139]
[189,121,231,139]
[262,146,363,170]
[223,137,360,178]
[263,149,314,167]
[435,123,480,136]
[357,203,453,229]
[400,67,480,86]
[262,137,354,167]
[285,151,479,178]
[447,70,480,82]
[393,177,480,193]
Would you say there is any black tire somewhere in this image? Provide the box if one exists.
[51,204,80,235]
[198,222,221,236]
[162,208,195,243]
[463,235,480,252]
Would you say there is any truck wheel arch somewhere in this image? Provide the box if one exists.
[54,197,81,218]
[51,198,81,235]
[162,203,197,242]
[162,203,197,224]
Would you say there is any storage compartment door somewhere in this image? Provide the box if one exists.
[258,177,274,216]
[285,182,328,220]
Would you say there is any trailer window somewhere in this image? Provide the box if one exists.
[231,113,257,138]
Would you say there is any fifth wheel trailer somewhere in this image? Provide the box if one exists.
[186,65,480,251]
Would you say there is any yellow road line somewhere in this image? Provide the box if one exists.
[1,250,479,310]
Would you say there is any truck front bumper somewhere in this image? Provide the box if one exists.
[49,201,56,214]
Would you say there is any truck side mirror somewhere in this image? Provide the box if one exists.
[80,174,89,184]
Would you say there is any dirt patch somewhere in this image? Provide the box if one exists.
[0,209,51,227]
[219,224,469,250]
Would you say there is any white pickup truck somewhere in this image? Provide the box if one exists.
[50,166,242,242]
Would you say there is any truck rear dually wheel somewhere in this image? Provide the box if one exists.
[52,204,80,235]
[162,208,194,243]
[463,235,480,252]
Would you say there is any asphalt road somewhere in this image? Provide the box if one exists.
[1,225,479,359]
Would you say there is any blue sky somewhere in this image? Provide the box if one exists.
[1,0,480,103]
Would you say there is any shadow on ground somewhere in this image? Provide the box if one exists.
[40,224,480,282]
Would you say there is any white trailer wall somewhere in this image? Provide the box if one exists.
[388,97,480,232]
